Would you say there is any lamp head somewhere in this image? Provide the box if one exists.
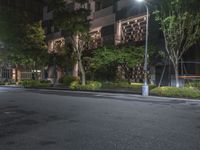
[136,0,144,2]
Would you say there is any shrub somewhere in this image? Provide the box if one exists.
[84,81,102,90]
[70,81,102,90]
[5,82,15,85]
[185,81,200,89]
[102,81,156,92]
[151,86,200,99]
[60,75,79,86]
[69,81,80,90]
[20,80,40,88]
[131,83,156,91]
[0,82,5,85]
[20,80,51,88]
[102,81,132,89]
[40,80,51,84]
[58,76,64,84]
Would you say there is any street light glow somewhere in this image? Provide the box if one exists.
[136,0,144,2]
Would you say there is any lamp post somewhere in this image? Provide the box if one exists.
[135,0,149,96]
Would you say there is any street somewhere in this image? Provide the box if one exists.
[0,87,200,150]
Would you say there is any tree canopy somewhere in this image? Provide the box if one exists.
[48,0,91,85]
[154,0,200,87]
[91,45,144,83]
[0,6,48,69]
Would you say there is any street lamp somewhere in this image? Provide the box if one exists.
[135,0,149,96]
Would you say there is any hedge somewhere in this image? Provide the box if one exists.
[185,81,200,89]
[151,86,200,99]
[0,82,5,85]
[20,80,51,88]
[102,81,156,92]
[59,75,79,86]
[70,81,102,90]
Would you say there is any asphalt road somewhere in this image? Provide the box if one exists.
[0,87,200,150]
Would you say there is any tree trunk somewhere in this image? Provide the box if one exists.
[158,58,167,87]
[121,65,132,85]
[73,34,86,85]
[41,64,45,80]
[126,69,131,85]
[15,68,18,83]
[53,54,57,85]
[73,62,79,77]
[15,64,19,83]
[173,60,179,87]
[78,58,86,86]
[35,63,39,80]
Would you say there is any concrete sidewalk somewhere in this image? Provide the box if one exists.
[1,85,200,101]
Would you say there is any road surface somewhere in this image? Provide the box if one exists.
[0,87,200,150]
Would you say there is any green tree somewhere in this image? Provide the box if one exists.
[154,0,200,87]
[91,46,144,84]
[20,21,47,68]
[49,0,90,85]
[0,7,48,80]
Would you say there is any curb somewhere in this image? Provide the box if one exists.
[1,86,200,102]
[30,88,200,102]
[0,85,23,88]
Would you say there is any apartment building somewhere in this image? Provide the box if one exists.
[43,0,200,86]
[43,0,152,47]
[43,0,152,82]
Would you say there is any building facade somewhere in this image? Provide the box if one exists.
[43,0,150,47]
[43,0,152,82]
[43,0,200,86]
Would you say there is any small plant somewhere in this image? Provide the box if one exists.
[70,81,102,90]
[102,81,132,89]
[69,81,80,90]
[84,81,102,90]
[58,76,64,84]
[59,75,79,86]
[20,80,51,88]
[185,81,200,89]
[40,80,52,84]
[151,87,200,99]
[102,81,156,92]
[20,80,40,88]
[0,82,5,85]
